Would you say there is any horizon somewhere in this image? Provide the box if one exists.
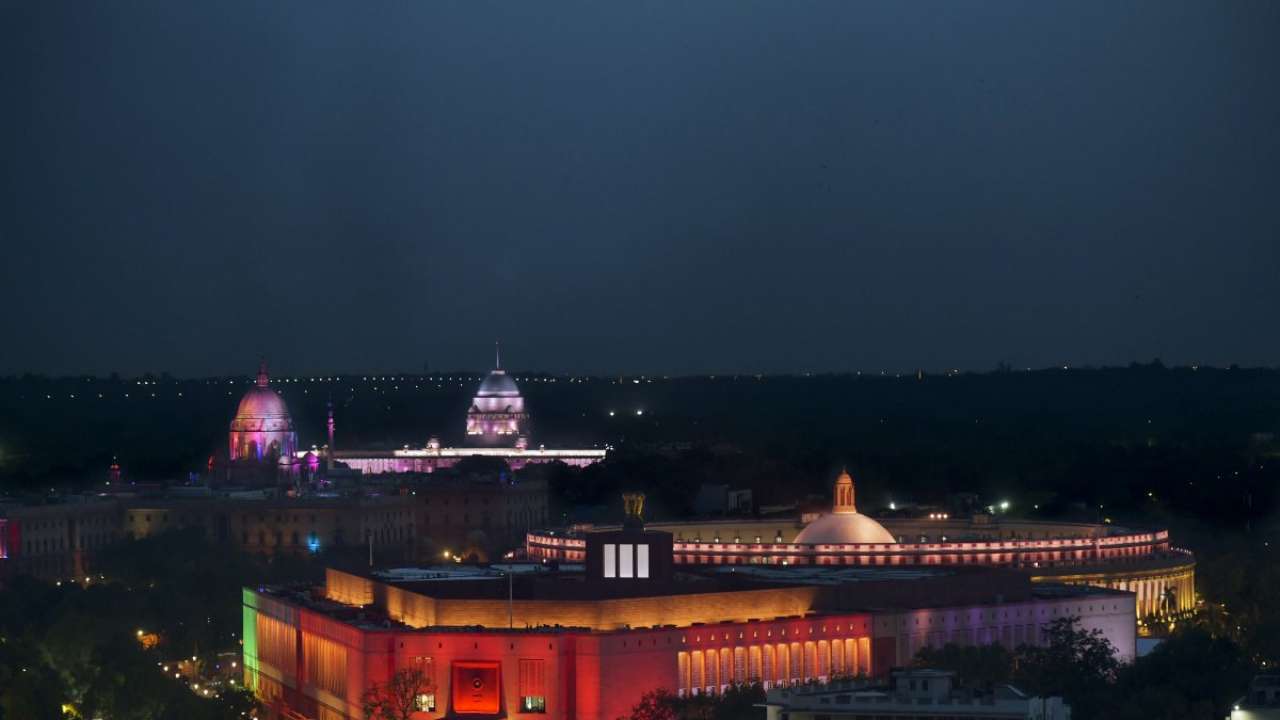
[2,357,1271,382]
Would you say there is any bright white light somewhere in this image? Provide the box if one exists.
[635,409,644,416]
[999,501,1010,511]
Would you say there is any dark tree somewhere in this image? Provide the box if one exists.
[362,667,431,720]
[911,643,1014,690]
[1109,629,1251,720]
[1013,617,1120,719]
[618,685,765,720]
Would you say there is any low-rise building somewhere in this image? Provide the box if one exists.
[0,498,122,580]
[1231,675,1280,720]
[762,669,1070,720]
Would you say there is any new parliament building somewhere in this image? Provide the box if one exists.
[242,486,1170,720]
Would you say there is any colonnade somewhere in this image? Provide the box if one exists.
[677,636,871,696]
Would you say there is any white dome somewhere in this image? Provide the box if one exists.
[793,512,896,545]
[477,370,520,397]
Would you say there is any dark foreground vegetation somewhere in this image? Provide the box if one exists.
[0,529,326,720]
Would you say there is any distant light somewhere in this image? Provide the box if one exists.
[999,501,1010,511]
[888,502,896,510]
[635,409,644,416]
[608,410,615,417]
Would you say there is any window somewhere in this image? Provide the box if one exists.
[637,544,650,578]
[518,659,546,713]
[414,693,436,712]
[620,544,634,578]
[604,544,616,578]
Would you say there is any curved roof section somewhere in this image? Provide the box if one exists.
[476,369,521,397]
[793,512,897,545]
[230,360,294,430]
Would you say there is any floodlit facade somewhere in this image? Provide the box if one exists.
[465,348,530,446]
[243,504,1135,720]
[313,350,605,473]
[528,471,1196,627]
[229,361,298,465]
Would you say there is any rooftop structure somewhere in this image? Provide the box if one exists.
[465,343,530,447]
[1230,675,1280,720]
[792,470,897,545]
[762,669,1071,720]
[229,360,297,464]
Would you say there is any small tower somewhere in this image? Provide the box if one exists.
[622,492,646,529]
[585,493,673,583]
[833,468,857,514]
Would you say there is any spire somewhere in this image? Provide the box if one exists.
[495,340,501,370]
[833,468,857,514]
[326,397,336,472]
[256,358,270,388]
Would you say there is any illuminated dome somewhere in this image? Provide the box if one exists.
[229,360,298,462]
[235,385,291,422]
[477,369,521,397]
[466,343,529,446]
[793,470,897,545]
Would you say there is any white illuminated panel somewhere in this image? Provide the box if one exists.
[604,544,616,578]
[620,543,634,578]
[637,544,649,578]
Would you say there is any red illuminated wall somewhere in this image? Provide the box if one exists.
[451,661,500,714]
[244,588,875,720]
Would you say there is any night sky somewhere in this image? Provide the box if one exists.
[2,1,1277,377]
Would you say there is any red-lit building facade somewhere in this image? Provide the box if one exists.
[244,520,1135,720]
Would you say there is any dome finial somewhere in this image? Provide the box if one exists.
[256,358,270,388]
[495,340,501,370]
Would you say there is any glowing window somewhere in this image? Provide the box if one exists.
[519,659,546,713]
[414,693,436,711]
[604,544,616,578]
[620,544,634,578]
[637,544,650,578]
